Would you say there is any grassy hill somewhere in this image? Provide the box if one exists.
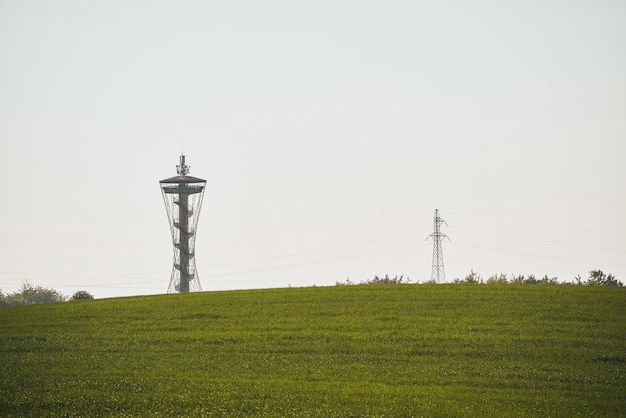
[1,284,624,417]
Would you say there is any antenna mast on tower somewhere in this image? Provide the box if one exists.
[427,209,450,282]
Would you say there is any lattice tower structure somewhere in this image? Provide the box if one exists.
[427,209,450,282]
[160,155,206,293]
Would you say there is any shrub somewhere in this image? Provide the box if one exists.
[586,270,623,286]
[363,274,409,284]
[70,291,95,300]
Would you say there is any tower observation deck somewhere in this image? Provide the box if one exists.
[160,154,206,292]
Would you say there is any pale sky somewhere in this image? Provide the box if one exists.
[1,1,625,298]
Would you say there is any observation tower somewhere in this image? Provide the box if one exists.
[160,154,206,292]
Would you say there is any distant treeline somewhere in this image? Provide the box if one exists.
[338,270,623,286]
[452,269,622,286]
[3,270,621,306]
[0,281,93,306]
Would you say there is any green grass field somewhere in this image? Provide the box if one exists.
[1,284,624,417]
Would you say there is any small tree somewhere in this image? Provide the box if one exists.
[364,274,409,284]
[539,275,558,284]
[70,290,95,300]
[462,270,482,284]
[510,274,526,284]
[3,281,66,305]
[486,273,509,284]
[21,281,66,303]
[586,270,623,286]
[524,274,538,284]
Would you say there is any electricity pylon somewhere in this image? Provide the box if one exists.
[426,209,450,282]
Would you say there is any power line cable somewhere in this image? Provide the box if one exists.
[450,240,626,269]
[204,228,432,268]
[0,230,432,287]
[444,210,626,236]
[449,225,626,253]
[204,241,429,278]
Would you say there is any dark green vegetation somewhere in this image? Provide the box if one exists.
[1,282,95,306]
[0,281,67,305]
[1,285,624,417]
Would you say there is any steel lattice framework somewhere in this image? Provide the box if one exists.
[160,155,206,293]
[427,209,450,282]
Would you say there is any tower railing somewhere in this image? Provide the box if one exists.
[161,184,204,194]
